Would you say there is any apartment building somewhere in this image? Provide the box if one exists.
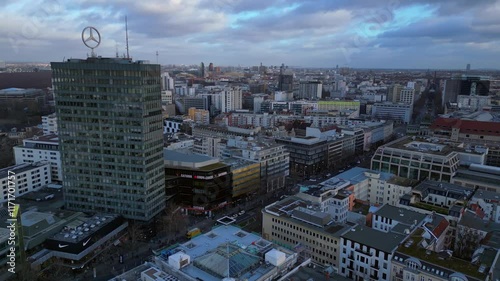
[412,180,474,209]
[371,137,461,182]
[372,205,428,234]
[469,189,500,223]
[13,134,62,182]
[262,196,354,270]
[336,167,415,206]
[0,162,51,203]
[41,113,58,135]
[340,224,407,281]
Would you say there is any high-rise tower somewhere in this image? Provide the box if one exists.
[52,57,166,221]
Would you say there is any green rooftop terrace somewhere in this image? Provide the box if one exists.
[397,229,486,280]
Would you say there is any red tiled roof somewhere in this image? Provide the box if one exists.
[430,117,500,137]
[426,217,450,238]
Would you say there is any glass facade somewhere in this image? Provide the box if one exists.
[52,58,165,221]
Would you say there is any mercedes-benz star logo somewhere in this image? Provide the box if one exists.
[81,26,101,49]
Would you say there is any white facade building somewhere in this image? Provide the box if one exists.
[340,225,407,281]
[161,72,174,90]
[13,134,62,182]
[399,88,415,105]
[42,113,58,135]
[0,162,52,203]
[469,189,500,223]
[372,103,413,124]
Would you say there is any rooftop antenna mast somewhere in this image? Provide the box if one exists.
[125,16,130,59]
[156,51,159,64]
[115,43,119,58]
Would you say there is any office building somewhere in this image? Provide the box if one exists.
[0,162,51,203]
[451,164,500,193]
[372,102,413,124]
[227,138,289,192]
[14,134,62,182]
[42,113,58,135]
[430,117,500,166]
[318,100,360,112]
[52,57,166,221]
[298,81,322,100]
[442,75,490,106]
[262,196,354,270]
[221,157,260,198]
[276,136,328,177]
[164,150,230,214]
[371,137,461,182]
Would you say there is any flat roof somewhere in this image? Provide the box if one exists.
[374,205,427,227]
[0,162,49,179]
[264,197,354,236]
[381,137,456,156]
[342,225,406,253]
[160,225,294,281]
[50,214,119,243]
[335,167,393,184]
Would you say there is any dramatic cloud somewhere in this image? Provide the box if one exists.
[1,0,500,68]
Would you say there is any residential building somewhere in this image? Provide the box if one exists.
[160,72,174,90]
[412,180,474,209]
[335,167,415,206]
[152,225,298,281]
[13,134,62,182]
[188,107,210,125]
[399,87,415,105]
[0,162,51,203]
[457,95,491,111]
[42,113,58,135]
[372,204,428,234]
[262,196,354,270]
[52,57,166,221]
[387,84,403,103]
[469,189,500,223]
[372,102,413,124]
[161,90,173,104]
[340,224,407,281]
[371,137,461,182]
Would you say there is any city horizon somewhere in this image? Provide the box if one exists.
[1,0,500,69]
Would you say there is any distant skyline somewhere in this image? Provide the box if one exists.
[1,0,500,69]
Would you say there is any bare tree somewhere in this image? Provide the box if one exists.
[454,226,482,260]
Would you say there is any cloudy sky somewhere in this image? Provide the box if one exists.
[2,0,500,68]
